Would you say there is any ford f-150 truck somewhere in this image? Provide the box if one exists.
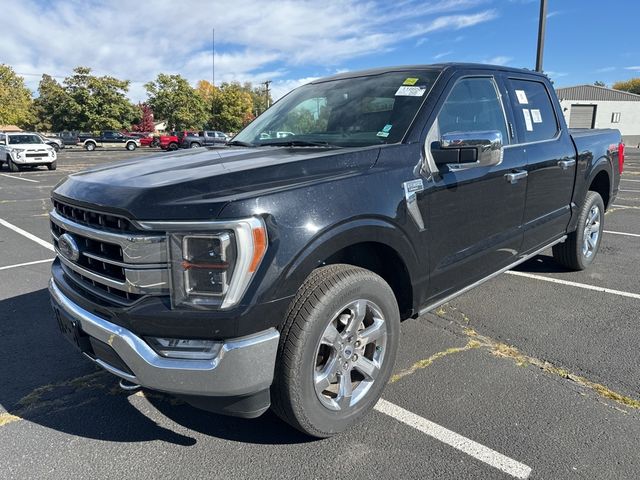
[1,132,57,171]
[48,64,623,438]
[80,131,141,151]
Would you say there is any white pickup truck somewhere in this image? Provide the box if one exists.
[0,132,57,171]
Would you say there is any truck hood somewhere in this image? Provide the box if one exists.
[53,146,379,220]
[8,145,53,152]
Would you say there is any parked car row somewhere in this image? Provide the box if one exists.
[159,130,229,151]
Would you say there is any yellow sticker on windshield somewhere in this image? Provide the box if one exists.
[403,78,419,85]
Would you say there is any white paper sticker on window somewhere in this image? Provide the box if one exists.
[531,109,542,123]
[515,89,528,104]
[395,85,427,97]
[523,109,533,131]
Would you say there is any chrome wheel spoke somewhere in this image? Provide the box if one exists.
[353,356,379,381]
[345,299,367,336]
[315,358,338,395]
[587,235,596,249]
[357,318,385,346]
[336,372,353,408]
[320,323,340,347]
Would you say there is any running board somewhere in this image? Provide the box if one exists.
[419,235,567,316]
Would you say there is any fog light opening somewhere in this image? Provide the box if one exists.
[146,337,223,360]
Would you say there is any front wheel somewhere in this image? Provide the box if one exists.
[553,191,605,270]
[190,142,201,148]
[85,142,96,151]
[271,264,399,437]
[47,161,57,170]
[126,142,137,151]
[7,157,20,172]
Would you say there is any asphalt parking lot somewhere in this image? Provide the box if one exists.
[1,146,639,479]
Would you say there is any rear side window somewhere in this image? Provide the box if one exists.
[435,77,509,145]
[507,79,558,143]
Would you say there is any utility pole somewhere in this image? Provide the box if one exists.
[211,27,215,127]
[535,0,548,72]
[263,80,272,110]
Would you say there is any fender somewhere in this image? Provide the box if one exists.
[273,217,424,304]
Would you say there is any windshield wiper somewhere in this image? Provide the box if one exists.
[226,140,255,147]
[259,140,341,148]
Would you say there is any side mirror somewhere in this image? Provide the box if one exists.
[434,130,503,169]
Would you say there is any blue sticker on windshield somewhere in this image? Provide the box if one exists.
[382,124,393,133]
[376,131,390,138]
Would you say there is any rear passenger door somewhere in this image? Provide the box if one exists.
[504,76,577,252]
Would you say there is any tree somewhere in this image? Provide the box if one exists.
[211,82,254,132]
[612,78,640,95]
[245,82,272,116]
[33,74,70,131]
[593,80,606,87]
[145,74,207,130]
[61,67,138,131]
[0,64,34,127]
[132,103,155,132]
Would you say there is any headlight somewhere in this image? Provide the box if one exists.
[167,217,267,309]
[12,150,23,159]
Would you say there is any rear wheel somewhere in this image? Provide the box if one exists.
[126,142,137,151]
[168,142,178,151]
[190,142,201,148]
[85,142,96,151]
[553,191,605,270]
[271,264,399,437]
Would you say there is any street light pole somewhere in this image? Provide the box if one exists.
[263,80,272,110]
[535,0,548,72]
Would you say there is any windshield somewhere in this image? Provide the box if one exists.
[233,69,440,147]
[8,134,43,145]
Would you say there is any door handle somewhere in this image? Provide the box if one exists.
[558,159,576,170]
[505,170,528,184]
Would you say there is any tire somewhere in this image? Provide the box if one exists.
[7,156,20,172]
[190,142,201,148]
[47,161,57,171]
[126,142,137,151]
[85,142,96,151]
[553,191,605,270]
[271,264,400,437]
[168,142,178,151]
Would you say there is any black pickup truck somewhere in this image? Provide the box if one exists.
[48,63,623,437]
[80,130,141,151]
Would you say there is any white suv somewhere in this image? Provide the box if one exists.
[0,132,57,171]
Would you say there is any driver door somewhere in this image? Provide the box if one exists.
[424,75,528,301]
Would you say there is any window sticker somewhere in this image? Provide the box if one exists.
[515,89,528,104]
[523,109,534,131]
[382,124,393,133]
[403,77,419,86]
[395,85,427,96]
[530,109,542,123]
[376,131,390,138]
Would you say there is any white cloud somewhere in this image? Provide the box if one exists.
[434,51,453,60]
[485,56,513,66]
[1,0,498,102]
[625,66,640,71]
[595,66,616,73]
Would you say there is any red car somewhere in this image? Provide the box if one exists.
[159,131,196,151]
[125,132,157,147]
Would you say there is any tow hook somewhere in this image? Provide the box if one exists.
[119,379,141,391]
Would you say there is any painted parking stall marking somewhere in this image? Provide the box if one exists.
[506,271,640,300]
[603,230,640,238]
[375,399,532,479]
[0,173,39,183]
[0,258,54,271]
[0,218,54,251]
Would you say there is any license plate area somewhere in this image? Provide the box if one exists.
[53,307,91,352]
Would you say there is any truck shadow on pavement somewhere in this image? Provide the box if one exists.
[514,253,573,274]
[0,288,312,446]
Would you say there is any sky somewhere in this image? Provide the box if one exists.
[1,0,639,102]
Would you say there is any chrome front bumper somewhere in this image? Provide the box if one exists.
[49,279,279,397]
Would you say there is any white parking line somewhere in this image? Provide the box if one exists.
[506,271,640,300]
[375,399,532,479]
[0,218,54,251]
[0,258,54,271]
[0,173,39,183]
[621,179,640,183]
[604,230,640,238]
[620,189,640,193]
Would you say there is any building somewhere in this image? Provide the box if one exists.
[556,85,640,146]
[0,125,23,132]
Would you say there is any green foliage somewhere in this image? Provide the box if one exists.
[0,64,34,127]
[145,74,207,130]
[612,78,640,95]
[210,82,254,133]
[33,74,70,131]
[593,80,606,87]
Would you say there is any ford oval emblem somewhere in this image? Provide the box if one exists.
[58,233,80,262]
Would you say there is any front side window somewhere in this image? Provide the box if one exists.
[433,77,509,144]
[507,79,558,143]
[233,69,441,147]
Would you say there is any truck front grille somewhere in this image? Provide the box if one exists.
[50,203,168,304]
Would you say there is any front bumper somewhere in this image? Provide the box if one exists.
[49,279,279,398]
